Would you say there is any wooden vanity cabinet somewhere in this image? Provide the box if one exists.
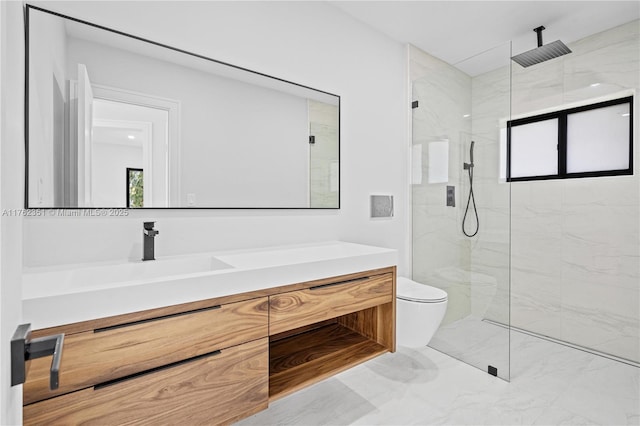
[23,267,396,425]
[24,297,270,425]
[269,273,393,335]
[24,298,269,405]
[24,338,269,426]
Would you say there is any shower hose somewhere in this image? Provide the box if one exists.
[462,153,479,238]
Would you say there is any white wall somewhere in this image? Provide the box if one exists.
[1,1,25,423]
[27,7,67,207]
[22,2,408,277]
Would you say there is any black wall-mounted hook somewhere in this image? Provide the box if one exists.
[11,323,64,390]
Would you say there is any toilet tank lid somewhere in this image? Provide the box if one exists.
[397,277,448,303]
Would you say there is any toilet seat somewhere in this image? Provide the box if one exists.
[397,277,448,303]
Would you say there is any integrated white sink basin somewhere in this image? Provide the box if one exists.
[131,255,233,276]
[22,241,398,330]
[22,255,234,299]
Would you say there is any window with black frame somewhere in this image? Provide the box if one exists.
[507,96,633,182]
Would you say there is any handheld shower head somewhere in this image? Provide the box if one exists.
[464,141,475,170]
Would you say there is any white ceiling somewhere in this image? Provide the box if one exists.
[330,1,640,75]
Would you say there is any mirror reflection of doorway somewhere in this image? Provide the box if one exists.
[126,168,143,208]
[92,99,169,207]
[92,116,151,207]
[69,67,173,208]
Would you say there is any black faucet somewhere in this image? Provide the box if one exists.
[142,221,159,261]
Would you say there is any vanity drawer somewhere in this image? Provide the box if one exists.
[24,338,269,426]
[24,297,269,405]
[269,273,393,335]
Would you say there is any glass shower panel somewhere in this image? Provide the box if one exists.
[410,42,511,380]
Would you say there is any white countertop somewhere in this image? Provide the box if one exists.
[22,241,397,329]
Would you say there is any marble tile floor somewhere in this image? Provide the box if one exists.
[237,328,640,426]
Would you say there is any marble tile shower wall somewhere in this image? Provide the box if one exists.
[410,45,473,325]
[473,20,640,363]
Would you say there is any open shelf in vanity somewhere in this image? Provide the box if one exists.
[267,269,396,401]
[269,321,388,400]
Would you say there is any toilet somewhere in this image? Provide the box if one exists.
[396,277,448,347]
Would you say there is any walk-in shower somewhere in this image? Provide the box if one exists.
[412,16,640,380]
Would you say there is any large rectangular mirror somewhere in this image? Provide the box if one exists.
[26,5,340,209]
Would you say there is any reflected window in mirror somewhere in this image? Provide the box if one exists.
[127,168,144,208]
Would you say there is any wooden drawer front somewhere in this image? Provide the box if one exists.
[24,297,268,405]
[24,338,269,426]
[269,274,393,335]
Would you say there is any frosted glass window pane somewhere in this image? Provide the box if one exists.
[566,104,630,173]
[510,119,558,178]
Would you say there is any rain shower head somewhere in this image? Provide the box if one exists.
[511,26,572,68]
